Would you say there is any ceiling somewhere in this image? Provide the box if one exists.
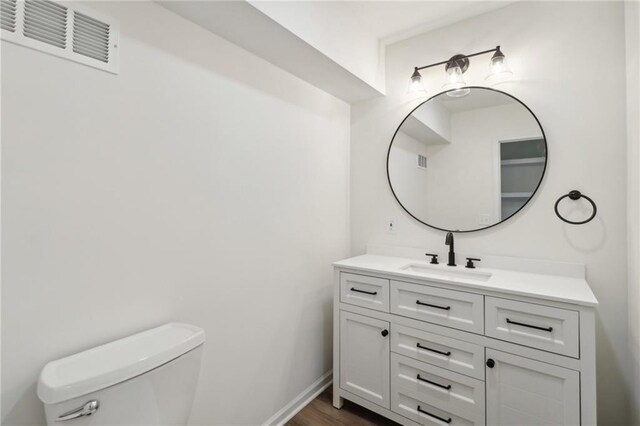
[341,1,515,45]
[159,0,518,103]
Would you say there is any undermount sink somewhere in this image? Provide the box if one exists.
[399,263,492,282]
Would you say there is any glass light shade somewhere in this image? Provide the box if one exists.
[442,65,470,97]
[486,50,513,84]
[407,69,426,94]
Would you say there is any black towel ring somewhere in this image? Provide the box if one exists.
[554,190,597,225]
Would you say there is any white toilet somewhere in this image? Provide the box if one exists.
[37,323,205,425]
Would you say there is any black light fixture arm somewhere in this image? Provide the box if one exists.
[414,46,501,72]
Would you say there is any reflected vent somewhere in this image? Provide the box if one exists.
[23,0,68,49]
[72,11,109,63]
[1,0,17,32]
[417,154,427,170]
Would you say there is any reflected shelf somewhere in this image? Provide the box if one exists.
[501,192,534,198]
[501,157,546,166]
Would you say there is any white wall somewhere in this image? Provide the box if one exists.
[351,2,629,423]
[626,1,640,424]
[1,2,350,425]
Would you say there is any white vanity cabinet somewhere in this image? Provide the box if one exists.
[332,253,598,426]
[485,349,580,425]
[339,311,390,408]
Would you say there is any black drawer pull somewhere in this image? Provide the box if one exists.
[417,374,451,390]
[350,287,377,295]
[416,343,451,356]
[417,406,452,424]
[506,318,553,332]
[416,300,450,310]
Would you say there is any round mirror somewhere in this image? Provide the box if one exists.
[387,87,547,232]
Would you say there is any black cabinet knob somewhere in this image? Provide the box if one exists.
[381,329,389,337]
[486,359,495,368]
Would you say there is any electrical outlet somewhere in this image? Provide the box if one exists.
[387,217,396,233]
[479,214,492,226]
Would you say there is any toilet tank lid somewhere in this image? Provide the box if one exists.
[37,322,205,404]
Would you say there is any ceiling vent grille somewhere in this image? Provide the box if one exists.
[72,11,109,63]
[23,0,67,48]
[1,0,17,32]
[1,0,119,73]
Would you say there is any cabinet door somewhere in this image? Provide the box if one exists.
[486,349,580,425]
[340,311,390,408]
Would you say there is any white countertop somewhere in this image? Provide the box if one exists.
[333,254,598,307]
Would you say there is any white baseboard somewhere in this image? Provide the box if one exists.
[262,370,333,426]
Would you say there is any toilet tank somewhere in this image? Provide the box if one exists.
[37,323,205,425]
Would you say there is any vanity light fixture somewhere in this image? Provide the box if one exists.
[408,68,427,94]
[485,46,513,84]
[442,54,470,97]
[408,45,512,96]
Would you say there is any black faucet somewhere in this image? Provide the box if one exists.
[445,232,456,266]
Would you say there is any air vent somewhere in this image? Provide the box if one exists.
[0,1,119,73]
[23,0,67,48]
[72,11,109,63]
[1,0,17,32]
[417,154,427,170]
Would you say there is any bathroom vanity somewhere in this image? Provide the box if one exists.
[332,247,597,426]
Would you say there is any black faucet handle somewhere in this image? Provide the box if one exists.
[465,258,481,269]
[425,253,439,264]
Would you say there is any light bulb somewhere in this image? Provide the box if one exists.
[486,47,513,84]
[491,57,506,73]
[442,65,470,97]
[407,68,426,94]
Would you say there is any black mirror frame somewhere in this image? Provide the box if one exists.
[386,86,548,233]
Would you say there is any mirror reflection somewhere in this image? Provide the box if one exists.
[387,87,546,232]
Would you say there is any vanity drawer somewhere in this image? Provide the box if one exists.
[391,324,485,380]
[340,273,390,312]
[391,353,485,420]
[390,281,484,334]
[485,297,579,358]
[391,389,484,426]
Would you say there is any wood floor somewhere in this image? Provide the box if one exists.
[285,387,401,426]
